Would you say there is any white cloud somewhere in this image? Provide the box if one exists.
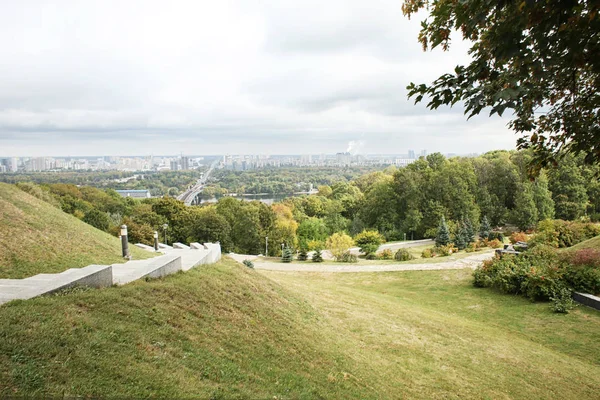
[0,0,515,156]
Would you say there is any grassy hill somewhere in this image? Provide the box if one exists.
[1,257,599,398]
[568,235,600,251]
[0,182,152,279]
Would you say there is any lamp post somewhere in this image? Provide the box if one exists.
[265,236,268,257]
[162,223,168,245]
[153,231,159,251]
[120,224,130,258]
[281,242,284,256]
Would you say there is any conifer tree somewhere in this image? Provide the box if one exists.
[464,217,475,244]
[435,216,451,247]
[479,216,491,240]
[297,247,308,261]
[312,249,323,263]
[454,221,468,250]
[281,247,293,263]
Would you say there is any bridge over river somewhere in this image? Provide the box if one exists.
[177,160,218,205]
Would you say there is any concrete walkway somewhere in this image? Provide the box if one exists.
[0,244,221,305]
[229,251,495,273]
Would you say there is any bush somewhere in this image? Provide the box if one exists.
[437,244,456,256]
[394,249,414,261]
[312,250,323,263]
[534,220,600,248]
[550,286,576,313]
[365,253,378,260]
[379,249,393,260]
[488,239,502,249]
[560,249,600,294]
[242,259,254,268]
[326,233,354,260]
[354,230,385,256]
[509,232,528,244]
[421,248,435,258]
[488,232,505,242]
[338,252,358,263]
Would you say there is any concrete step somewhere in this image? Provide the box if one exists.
[190,242,206,250]
[0,265,112,305]
[112,254,182,285]
[173,242,190,250]
[135,243,156,252]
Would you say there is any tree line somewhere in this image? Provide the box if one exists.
[14,150,600,256]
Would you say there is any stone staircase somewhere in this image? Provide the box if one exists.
[0,242,221,305]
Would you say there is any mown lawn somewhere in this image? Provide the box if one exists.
[1,255,599,398]
[262,268,600,399]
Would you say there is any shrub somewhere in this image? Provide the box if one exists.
[509,232,528,244]
[242,259,254,268]
[488,239,502,249]
[312,249,323,263]
[365,253,378,260]
[560,249,600,294]
[326,233,354,260]
[379,249,393,260]
[338,252,358,263]
[488,232,505,242]
[465,243,478,253]
[394,249,414,261]
[421,248,435,258]
[437,244,456,256]
[354,230,385,256]
[550,286,576,313]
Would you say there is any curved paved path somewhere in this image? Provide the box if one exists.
[229,251,494,273]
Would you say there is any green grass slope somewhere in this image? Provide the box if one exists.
[568,235,600,251]
[1,257,599,398]
[0,182,152,278]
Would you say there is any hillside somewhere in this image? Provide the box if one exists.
[568,235,600,251]
[1,257,599,398]
[0,183,152,279]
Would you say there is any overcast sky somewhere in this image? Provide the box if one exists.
[0,0,515,157]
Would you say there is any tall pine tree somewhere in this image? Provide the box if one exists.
[436,216,450,246]
[479,216,491,240]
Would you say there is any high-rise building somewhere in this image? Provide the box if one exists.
[170,160,179,171]
[420,149,428,157]
[408,150,416,159]
[180,156,190,170]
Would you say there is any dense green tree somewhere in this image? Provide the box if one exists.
[403,0,600,172]
[532,172,555,221]
[513,183,539,231]
[548,156,589,220]
[188,207,233,252]
[82,209,111,232]
[297,217,328,247]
